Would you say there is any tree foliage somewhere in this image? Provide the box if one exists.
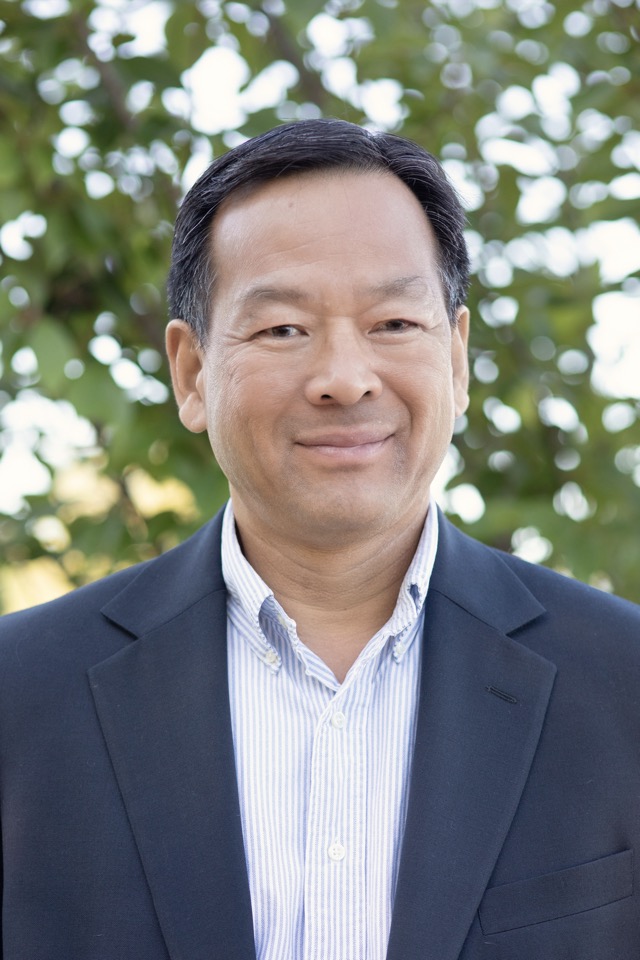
[0,0,638,611]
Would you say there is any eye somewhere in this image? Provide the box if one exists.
[260,324,300,338]
[375,319,416,333]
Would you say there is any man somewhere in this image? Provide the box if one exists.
[1,119,639,959]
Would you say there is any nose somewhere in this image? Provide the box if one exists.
[304,325,383,406]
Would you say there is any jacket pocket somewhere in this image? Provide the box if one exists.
[478,848,633,935]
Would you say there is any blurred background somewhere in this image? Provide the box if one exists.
[0,0,638,613]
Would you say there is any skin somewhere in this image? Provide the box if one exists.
[167,170,469,680]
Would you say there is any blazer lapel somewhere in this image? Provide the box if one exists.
[88,514,256,960]
[387,517,557,960]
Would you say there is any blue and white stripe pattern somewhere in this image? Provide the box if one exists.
[223,501,439,960]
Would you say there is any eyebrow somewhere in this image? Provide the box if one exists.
[239,285,308,308]
[364,275,435,302]
[238,275,434,308]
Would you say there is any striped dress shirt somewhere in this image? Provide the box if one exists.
[223,502,439,960]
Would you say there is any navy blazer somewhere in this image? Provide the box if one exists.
[1,509,640,959]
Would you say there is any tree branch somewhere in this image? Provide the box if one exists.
[71,13,138,134]
[262,10,329,108]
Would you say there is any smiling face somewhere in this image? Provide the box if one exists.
[167,170,469,549]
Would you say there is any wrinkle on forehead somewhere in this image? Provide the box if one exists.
[237,275,438,310]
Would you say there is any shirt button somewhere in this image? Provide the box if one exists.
[331,711,346,729]
[327,841,346,862]
[264,649,278,665]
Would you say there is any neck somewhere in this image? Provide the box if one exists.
[231,500,428,682]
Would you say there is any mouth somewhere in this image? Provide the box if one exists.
[295,430,393,463]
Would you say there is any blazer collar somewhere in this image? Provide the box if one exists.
[100,510,227,638]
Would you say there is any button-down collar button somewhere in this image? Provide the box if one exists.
[263,649,278,665]
[331,711,346,729]
[327,841,346,862]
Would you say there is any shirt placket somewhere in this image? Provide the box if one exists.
[302,654,379,960]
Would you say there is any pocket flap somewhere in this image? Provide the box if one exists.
[479,848,633,935]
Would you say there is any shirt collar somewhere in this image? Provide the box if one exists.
[221,500,439,668]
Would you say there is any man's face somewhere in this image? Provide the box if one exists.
[167,170,469,548]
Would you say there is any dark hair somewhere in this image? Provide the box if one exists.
[167,118,470,344]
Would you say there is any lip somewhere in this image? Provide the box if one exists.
[295,430,393,463]
[296,429,392,447]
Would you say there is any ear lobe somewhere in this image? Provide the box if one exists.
[452,306,470,418]
[165,319,208,434]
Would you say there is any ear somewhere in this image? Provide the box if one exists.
[451,306,470,418]
[165,319,208,434]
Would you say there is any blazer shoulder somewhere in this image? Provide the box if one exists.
[437,513,639,626]
[434,515,640,670]
[488,544,640,702]
[0,512,226,673]
[0,558,151,677]
[1,554,149,630]
[498,546,640,626]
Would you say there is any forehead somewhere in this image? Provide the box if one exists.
[208,170,442,301]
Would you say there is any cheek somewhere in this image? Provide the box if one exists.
[205,357,253,421]
[228,357,300,418]
[205,360,291,454]
[401,355,456,416]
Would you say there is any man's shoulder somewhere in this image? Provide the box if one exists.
[496,541,639,625]
[1,557,147,630]
[436,519,640,713]
[0,556,152,679]
[0,513,226,670]
[436,515,640,640]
